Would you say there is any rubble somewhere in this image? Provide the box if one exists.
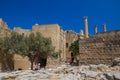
[112,58,120,67]
[0,64,120,80]
[114,72,120,80]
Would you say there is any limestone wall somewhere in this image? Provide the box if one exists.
[0,19,67,70]
[32,24,60,51]
[14,55,30,70]
[13,27,31,36]
[59,29,66,59]
[65,30,79,59]
[79,30,120,64]
[0,18,11,37]
[32,24,66,59]
[12,24,66,69]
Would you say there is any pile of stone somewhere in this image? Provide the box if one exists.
[0,64,120,80]
[46,57,65,69]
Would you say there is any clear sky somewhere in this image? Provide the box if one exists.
[0,0,120,35]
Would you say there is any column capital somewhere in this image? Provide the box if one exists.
[84,16,88,20]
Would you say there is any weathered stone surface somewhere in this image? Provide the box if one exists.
[104,73,114,80]
[114,72,120,80]
[65,30,79,59]
[80,70,99,78]
[0,76,4,80]
[79,30,120,65]
[112,58,120,66]
[0,64,120,80]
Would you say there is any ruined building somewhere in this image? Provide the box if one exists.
[79,16,120,65]
[13,24,67,69]
[13,24,66,59]
[0,18,78,69]
[65,30,79,59]
[0,16,120,69]
[0,18,11,37]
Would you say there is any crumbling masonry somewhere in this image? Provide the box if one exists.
[79,17,120,65]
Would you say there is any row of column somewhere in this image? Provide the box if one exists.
[94,24,106,34]
[84,16,107,38]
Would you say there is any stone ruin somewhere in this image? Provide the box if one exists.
[0,16,120,67]
[79,16,120,65]
[0,18,11,37]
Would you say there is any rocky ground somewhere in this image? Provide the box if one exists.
[0,63,120,80]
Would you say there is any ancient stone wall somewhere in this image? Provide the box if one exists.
[0,19,67,69]
[14,55,30,70]
[59,29,66,59]
[13,27,31,36]
[0,18,11,37]
[32,24,66,59]
[79,30,120,65]
[65,30,79,59]
[32,24,60,51]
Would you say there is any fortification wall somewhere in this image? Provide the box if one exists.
[79,30,120,65]
[32,24,60,51]
[13,27,31,36]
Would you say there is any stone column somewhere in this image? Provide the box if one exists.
[84,16,89,38]
[103,23,106,32]
[80,30,84,39]
[94,25,97,35]
[80,30,84,36]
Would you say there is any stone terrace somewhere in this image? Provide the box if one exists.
[79,30,120,64]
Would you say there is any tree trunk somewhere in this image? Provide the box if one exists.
[30,61,34,70]
[6,54,14,71]
[1,62,7,72]
[1,54,7,72]
[29,55,35,70]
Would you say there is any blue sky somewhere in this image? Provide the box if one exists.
[0,0,120,35]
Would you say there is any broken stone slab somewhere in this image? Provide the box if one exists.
[0,76,4,80]
[59,73,80,80]
[96,74,107,80]
[104,72,114,80]
[114,72,120,80]
[79,65,89,71]
[80,70,99,78]
[15,76,37,80]
[0,73,9,79]
[112,58,120,67]
[36,72,50,79]
[89,64,98,71]
[97,64,108,68]
[97,64,109,71]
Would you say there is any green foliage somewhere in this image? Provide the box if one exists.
[0,32,19,71]
[69,39,79,58]
[0,32,55,70]
[51,50,62,59]
[51,52,59,59]
[16,32,55,70]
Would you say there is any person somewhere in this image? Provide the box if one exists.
[34,63,40,70]
[38,63,40,70]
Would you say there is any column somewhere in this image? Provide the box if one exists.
[84,16,89,38]
[94,25,97,35]
[103,23,106,32]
